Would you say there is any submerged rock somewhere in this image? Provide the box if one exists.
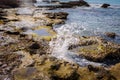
[101,3,110,8]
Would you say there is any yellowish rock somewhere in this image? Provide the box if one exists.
[0,20,4,24]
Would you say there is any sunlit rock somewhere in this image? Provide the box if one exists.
[70,36,120,62]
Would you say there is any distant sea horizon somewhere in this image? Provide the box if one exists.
[53,0,120,5]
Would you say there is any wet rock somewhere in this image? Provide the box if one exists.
[60,0,90,8]
[101,3,110,8]
[70,36,120,62]
[45,12,69,19]
[105,32,116,38]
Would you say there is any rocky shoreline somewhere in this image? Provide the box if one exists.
[0,0,120,80]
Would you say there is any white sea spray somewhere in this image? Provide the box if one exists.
[49,23,104,66]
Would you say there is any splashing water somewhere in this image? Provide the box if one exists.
[49,23,105,67]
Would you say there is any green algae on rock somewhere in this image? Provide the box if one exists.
[70,36,120,62]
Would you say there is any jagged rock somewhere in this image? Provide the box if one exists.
[101,3,110,8]
[105,32,116,38]
[45,12,69,19]
[60,0,90,8]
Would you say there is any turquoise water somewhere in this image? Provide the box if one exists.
[85,0,120,5]
[59,0,120,5]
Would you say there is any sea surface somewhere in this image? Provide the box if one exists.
[59,0,120,5]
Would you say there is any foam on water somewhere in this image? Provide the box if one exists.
[49,23,105,67]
